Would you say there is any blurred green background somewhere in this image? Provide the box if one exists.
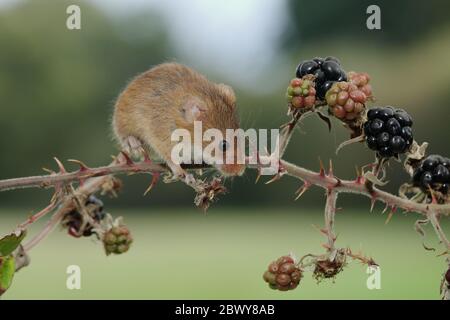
[0,0,449,299]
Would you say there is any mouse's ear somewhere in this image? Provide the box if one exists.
[217,83,236,104]
[181,97,206,123]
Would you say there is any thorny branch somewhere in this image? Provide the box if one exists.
[0,111,448,299]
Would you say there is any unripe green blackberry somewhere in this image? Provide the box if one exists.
[263,255,302,291]
[103,225,133,255]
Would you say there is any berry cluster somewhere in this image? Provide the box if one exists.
[347,71,373,99]
[286,78,316,109]
[412,154,450,196]
[63,195,106,238]
[326,81,367,122]
[103,225,133,255]
[296,57,346,100]
[263,256,302,291]
[363,106,414,158]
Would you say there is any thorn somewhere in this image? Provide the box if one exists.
[42,167,55,174]
[265,173,281,185]
[67,159,89,171]
[321,243,331,250]
[143,172,160,196]
[120,151,134,166]
[355,165,361,177]
[53,157,66,173]
[428,186,438,204]
[382,203,389,214]
[319,228,329,236]
[385,206,397,224]
[328,159,333,177]
[140,147,152,163]
[255,168,262,184]
[355,166,364,184]
[370,198,376,212]
[318,157,325,177]
[437,250,449,257]
[294,182,310,200]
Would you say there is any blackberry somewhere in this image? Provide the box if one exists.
[103,225,133,255]
[63,195,106,237]
[286,77,316,109]
[347,71,373,99]
[263,255,302,291]
[326,81,367,122]
[412,154,450,196]
[296,56,346,100]
[363,106,414,158]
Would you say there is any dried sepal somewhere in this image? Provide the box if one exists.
[193,177,227,211]
[100,177,123,198]
[404,141,429,176]
[313,248,347,282]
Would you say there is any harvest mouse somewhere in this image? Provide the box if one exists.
[112,62,245,180]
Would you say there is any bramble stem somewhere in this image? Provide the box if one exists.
[2,157,450,217]
[428,211,450,255]
[324,189,338,251]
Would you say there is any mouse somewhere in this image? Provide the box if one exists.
[112,62,245,180]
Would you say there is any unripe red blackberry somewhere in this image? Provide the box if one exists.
[296,56,346,100]
[286,77,316,109]
[347,71,373,99]
[412,154,450,196]
[263,255,302,291]
[103,225,133,255]
[326,81,367,122]
[363,106,414,158]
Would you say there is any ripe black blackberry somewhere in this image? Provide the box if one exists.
[296,56,347,99]
[363,106,414,158]
[412,154,450,196]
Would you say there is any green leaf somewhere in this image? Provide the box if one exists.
[0,230,27,257]
[0,255,15,296]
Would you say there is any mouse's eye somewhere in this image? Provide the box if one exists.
[220,140,230,152]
